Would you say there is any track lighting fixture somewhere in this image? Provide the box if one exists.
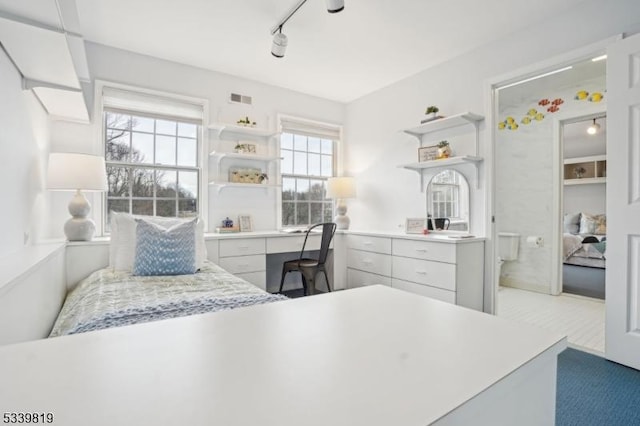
[587,118,600,135]
[271,27,288,58]
[270,0,344,58]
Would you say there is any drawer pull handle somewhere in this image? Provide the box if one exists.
[362,259,373,265]
[415,248,428,253]
[363,241,373,246]
[238,264,249,268]
[416,270,428,275]
[238,246,249,250]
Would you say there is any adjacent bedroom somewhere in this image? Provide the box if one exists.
[1,0,640,425]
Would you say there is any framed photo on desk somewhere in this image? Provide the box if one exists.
[238,215,254,232]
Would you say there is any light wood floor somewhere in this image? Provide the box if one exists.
[497,286,605,354]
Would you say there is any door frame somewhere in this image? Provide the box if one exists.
[550,109,607,296]
[484,35,620,314]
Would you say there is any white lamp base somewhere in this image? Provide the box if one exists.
[334,201,350,230]
[64,190,95,241]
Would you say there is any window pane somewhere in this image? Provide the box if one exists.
[106,112,131,130]
[282,202,295,226]
[156,170,177,198]
[132,200,153,215]
[156,119,177,135]
[296,178,309,201]
[294,134,307,151]
[156,200,177,217]
[282,177,295,201]
[178,122,197,138]
[156,135,177,165]
[107,199,129,214]
[309,179,324,200]
[310,202,323,224]
[132,168,155,197]
[320,155,332,177]
[296,203,309,225]
[324,203,333,222]
[281,150,293,174]
[178,199,197,218]
[178,171,198,198]
[308,137,321,153]
[321,139,333,154]
[131,132,154,164]
[308,153,321,176]
[294,152,307,175]
[177,137,197,167]
[106,129,130,162]
[132,116,154,133]
[281,133,293,150]
[107,166,129,197]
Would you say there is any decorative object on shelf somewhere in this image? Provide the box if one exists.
[437,141,452,159]
[418,145,439,162]
[327,176,356,230]
[215,226,240,233]
[422,105,443,123]
[236,116,257,127]
[47,152,108,241]
[229,167,265,184]
[238,215,253,232]
[234,143,257,154]
[405,218,427,234]
[222,217,234,228]
[258,173,269,183]
[573,166,586,179]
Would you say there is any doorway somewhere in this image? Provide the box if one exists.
[492,55,607,353]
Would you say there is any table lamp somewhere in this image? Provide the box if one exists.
[47,153,108,241]
[326,176,356,230]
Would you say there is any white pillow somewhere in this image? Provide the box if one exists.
[109,212,207,271]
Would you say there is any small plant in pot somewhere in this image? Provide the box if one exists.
[425,105,439,117]
[437,140,452,159]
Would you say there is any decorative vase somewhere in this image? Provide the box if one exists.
[437,146,452,159]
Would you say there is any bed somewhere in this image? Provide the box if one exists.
[562,233,606,299]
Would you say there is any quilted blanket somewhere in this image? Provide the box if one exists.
[49,261,287,337]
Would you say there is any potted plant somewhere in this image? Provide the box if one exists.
[425,106,439,116]
[236,116,257,127]
[573,166,586,179]
[437,140,452,159]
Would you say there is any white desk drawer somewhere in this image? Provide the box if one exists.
[219,238,265,257]
[392,239,456,263]
[266,235,323,254]
[347,268,391,289]
[392,256,456,291]
[218,254,265,274]
[347,249,392,277]
[347,235,391,254]
[392,278,456,304]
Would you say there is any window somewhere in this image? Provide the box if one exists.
[104,110,200,223]
[280,132,335,226]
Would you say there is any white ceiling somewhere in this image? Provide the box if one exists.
[70,0,590,103]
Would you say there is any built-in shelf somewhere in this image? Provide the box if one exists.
[563,154,606,185]
[209,151,282,163]
[208,181,282,194]
[403,112,484,138]
[208,123,279,139]
[399,155,484,171]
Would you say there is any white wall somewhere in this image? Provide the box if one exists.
[0,49,51,256]
[344,0,640,237]
[49,42,345,236]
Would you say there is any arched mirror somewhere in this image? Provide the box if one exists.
[426,169,470,231]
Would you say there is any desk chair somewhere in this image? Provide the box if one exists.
[278,222,337,296]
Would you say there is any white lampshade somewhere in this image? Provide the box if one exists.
[47,153,108,191]
[326,177,356,199]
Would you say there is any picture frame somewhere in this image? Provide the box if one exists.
[405,217,427,234]
[418,145,439,162]
[238,215,254,232]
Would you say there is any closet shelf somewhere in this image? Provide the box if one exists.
[209,151,282,163]
[563,178,606,186]
[208,181,282,194]
[403,112,484,139]
[399,155,483,171]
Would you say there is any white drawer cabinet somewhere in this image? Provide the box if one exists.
[219,238,265,257]
[346,233,484,311]
[266,235,323,254]
[218,254,265,275]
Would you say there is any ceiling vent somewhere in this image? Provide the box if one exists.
[229,93,252,105]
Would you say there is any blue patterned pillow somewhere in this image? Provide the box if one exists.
[133,218,197,276]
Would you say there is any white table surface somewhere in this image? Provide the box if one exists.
[0,286,565,426]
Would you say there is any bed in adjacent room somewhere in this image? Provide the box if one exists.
[562,212,606,299]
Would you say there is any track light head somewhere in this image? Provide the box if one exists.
[326,0,344,13]
[271,29,288,58]
[587,118,600,135]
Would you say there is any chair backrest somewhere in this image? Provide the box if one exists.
[300,222,337,264]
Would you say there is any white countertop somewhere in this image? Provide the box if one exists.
[0,286,565,426]
[345,229,485,243]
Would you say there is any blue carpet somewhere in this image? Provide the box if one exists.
[557,348,640,425]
